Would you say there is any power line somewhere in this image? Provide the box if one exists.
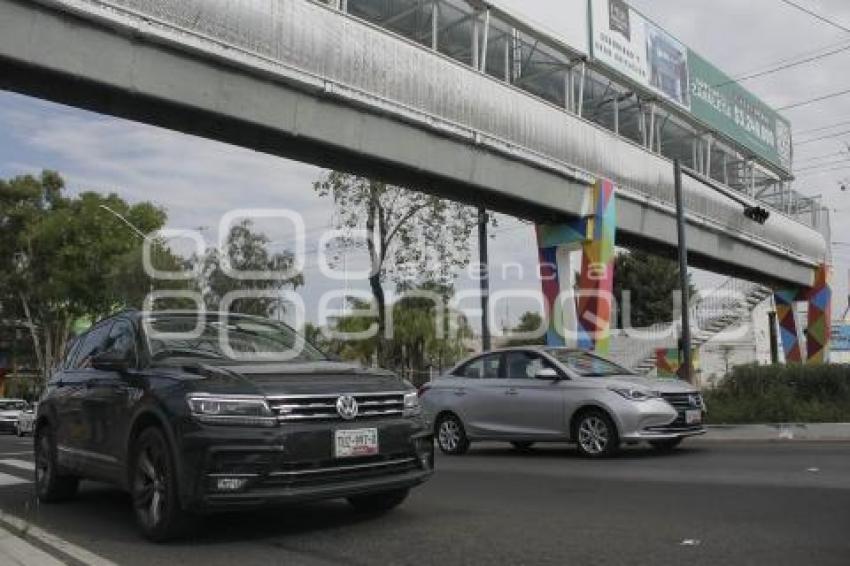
[778,86,850,111]
[795,150,849,164]
[716,42,850,88]
[777,0,850,34]
[796,118,850,135]
[795,157,850,172]
[796,128,850,145]
[795,163,850,176]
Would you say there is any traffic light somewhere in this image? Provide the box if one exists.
[744,206,770,224]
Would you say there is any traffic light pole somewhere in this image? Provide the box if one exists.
[478,207,491,352]
[674,160,693,383]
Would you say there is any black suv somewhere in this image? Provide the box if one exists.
[35,311,434,541]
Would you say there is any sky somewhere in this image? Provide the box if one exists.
[1,0,849,326]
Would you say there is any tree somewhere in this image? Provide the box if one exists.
[323,284,473,383]
[504,311,547,347]
[613,250,695,329]
[0,172,178,381]
[313,172,485,362]
[196,219,304,317]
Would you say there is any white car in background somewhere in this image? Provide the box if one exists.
[15,403,36,437]
[0,399,29,435]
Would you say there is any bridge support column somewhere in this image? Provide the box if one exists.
[536,180,616,354]
[773,263,832,364]
[774,289,803,363]
[806,264,832,364]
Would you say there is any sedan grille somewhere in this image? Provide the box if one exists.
[660,392,704,411]
[267,392,405,422]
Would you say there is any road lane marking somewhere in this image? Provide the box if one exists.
[0,473,28,487]
[0,526,66,566]
[0,511,118,566]
[0,460,35,473]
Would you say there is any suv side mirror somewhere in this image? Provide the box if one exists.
[535,367,560,380]
[91,348,132,372]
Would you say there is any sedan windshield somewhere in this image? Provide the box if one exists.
[0,401,27,411]
[144,314,327,363]
[547,349,632,378]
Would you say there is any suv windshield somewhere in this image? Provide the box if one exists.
[547,349,632,378]
[144,314,327,363]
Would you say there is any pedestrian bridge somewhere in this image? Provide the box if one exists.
[0,0,830,288]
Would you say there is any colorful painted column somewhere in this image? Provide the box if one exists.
[655,347,701,378]
[773,263,832,364]
[774,289,803,363]
[536,179,616,354]
[805,264,832,364]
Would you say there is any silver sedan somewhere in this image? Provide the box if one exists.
[420,347,705,458]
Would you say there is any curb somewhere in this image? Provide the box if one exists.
[695,423,850,442]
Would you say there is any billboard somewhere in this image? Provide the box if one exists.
[590,0,690,109]
[832,324,850,352]
[589,0,791,174]
[689,53,793,172]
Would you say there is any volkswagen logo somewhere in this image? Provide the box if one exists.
[336,395,359,420]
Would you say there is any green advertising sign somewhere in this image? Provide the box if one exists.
[689,51,792,173]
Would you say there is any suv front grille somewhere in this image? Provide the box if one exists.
[267,392,405,422]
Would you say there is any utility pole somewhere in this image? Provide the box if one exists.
[478,207,491,352]
[673,160,693,383]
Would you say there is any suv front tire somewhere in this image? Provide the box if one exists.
[130,427,195,542]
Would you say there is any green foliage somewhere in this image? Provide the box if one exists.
[704,364,850,424]
[503,311,546,347]
[321,284,473,384]
[196,219,303,317]
[313,171,485,364]
[0,171,180,380]
[613,250,695,328]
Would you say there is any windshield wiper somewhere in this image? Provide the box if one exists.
[151,348,224,361]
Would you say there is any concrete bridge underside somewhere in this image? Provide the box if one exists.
[0,0,828,288]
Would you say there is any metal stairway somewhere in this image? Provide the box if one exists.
[609,278,773,375]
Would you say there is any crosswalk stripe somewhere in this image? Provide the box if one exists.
[0,460,34,473]
[0,473,28,487]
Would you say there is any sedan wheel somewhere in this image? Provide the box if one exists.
[575,411,620,458]
[436,414,469,455]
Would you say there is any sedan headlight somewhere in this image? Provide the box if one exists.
[186,394,277,427]
[403,391,421,417]
[610,388,659,402]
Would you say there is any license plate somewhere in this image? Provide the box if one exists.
[334,428,379,458]
[685,410,702,425]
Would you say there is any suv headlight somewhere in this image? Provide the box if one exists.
[610,388,659,402]
[403,391,421,417]
[187,394,277,427]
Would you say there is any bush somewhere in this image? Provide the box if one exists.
[703,364,850,424]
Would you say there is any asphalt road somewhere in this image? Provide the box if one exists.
[0,435,847,566]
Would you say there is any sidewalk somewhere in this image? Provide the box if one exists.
[699,423,850,442]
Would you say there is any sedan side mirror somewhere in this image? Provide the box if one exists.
[91,348,132,372]
[535,367,560,380]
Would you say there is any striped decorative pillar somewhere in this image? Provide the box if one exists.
[774,289,803,363]
[536,179,616,354]
[805,264,832,365]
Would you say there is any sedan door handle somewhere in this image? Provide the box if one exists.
[453,389,466,396]
[505,388,519,396]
